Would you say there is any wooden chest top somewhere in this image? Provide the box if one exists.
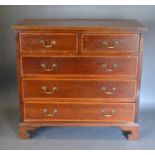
[12,19,147,32]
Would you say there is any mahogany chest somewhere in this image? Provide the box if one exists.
[12,19,146,140]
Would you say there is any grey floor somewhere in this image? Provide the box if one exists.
[0,87,155,150]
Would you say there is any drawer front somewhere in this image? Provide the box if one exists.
[19,33,78,52]
[82,34,139,53]
[24,103,135,122]
[22,56,138,76]
[23,80,136,102]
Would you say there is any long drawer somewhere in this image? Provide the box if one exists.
[21,56,138,76]
[82,33,139,53]
[24,102,135,122]
[19,33,78,53]
[23,79,136,102]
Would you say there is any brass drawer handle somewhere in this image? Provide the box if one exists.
[101,87,116,95]
[101,109,116,117]
[102,64,118,72]
[102,40,119,49]
[40,40,56,48]
[42,86,58,95]
[43,108,58,117]
[41,63,57,72]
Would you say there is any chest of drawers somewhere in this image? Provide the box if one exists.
[12,19,146,140]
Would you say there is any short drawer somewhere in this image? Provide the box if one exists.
[19,33,78,53]
[82,34,139,53]
[21,56,138,76]
[23,80,136,102]
[24,103,135,122]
